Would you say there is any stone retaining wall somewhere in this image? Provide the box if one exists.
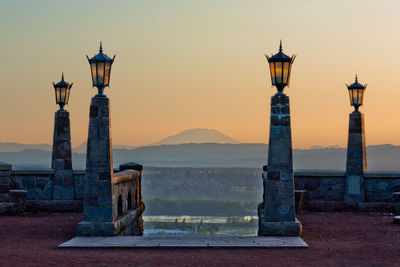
[2,167,400,213]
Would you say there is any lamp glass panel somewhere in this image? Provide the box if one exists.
[104,62,111,85]
[97,62,105,86]
[275,62,283,84]
[287,64,292,86]
[65,86,70,105]
[91,63,97,85]
[269,62,276,85]
[59,87,66,104]
[282,62,289,84]
[348,89,354,105]
[55,87,61,103]
[358,88,364,105]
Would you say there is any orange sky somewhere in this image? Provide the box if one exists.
[1,0,400,148]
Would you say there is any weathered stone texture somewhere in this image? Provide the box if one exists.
[78,96,144,236]
[0,163,11,202]
[345,111,367,202]
[52,110,74,200]
[259,93,301,236]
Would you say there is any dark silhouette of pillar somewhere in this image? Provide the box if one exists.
[345,111,366,202]
[258,93,302,236]
[52,109,73,199]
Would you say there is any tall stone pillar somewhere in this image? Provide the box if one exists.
[51,110,74,200]
[345,111,366,202]
[78,96,114,236]
[258,93,301,236]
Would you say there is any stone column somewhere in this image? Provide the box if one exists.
[0,162,12,202]
[78,96,114,236]
[51,110,74,199]
[345,111,366,202]
[258,93,302,236]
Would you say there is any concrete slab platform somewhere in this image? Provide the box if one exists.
[58,236,308,248]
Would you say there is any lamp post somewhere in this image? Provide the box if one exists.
[51,73,74,199]
[258,41,302,237]
[78,43,117,236]
[345,75,367,202]
[86,42,115,96]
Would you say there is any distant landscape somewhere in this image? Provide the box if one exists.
[0,128,399,171]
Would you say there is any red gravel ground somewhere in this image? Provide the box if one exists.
[0,212,399,266]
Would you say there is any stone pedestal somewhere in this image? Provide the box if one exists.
[77,96,144,236]
[0,162,11,202]
[258,93,302,237]
[51,110,74,199]
[345,111,366,203]
[78,96,114,236]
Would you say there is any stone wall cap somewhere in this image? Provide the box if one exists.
[113,170,140,185]
[294,170,345,177]
[0,162,11,171]
[119,162,143,172]
[12,169,54,175]
[364,171,400,178]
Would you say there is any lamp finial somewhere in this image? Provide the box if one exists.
[61,72,64,81]
[99,41,103,53]
[279,40,282,52]
[355,74,358,82]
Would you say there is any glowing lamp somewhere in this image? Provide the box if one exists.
[265,40,296,93]
[86,42,115,96]
[52,73,72,110]
[346,75,367,111]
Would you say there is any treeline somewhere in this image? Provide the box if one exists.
[144,198,258,216]
[142,167,263,201]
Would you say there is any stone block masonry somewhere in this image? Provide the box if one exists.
[259,93,301,237]
[345,111,367,202]
[52,110,74,200]
[77,96,144,236]
[0,162,12,202]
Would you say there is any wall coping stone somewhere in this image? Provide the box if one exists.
[113,170,140,185]
[364,171,400,178]
[0,162,12,171]
[12,169,54,175]
[294,170,345,177]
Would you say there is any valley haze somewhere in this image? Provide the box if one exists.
[0,129,398,171]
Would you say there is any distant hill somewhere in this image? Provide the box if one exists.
[150,129,240,146]
[0,142,399,171]
[72,142,136,154]
[0,142,52,152]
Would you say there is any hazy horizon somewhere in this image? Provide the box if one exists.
[1,1,400,148]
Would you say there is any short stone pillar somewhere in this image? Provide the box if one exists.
[258,93,302,236]
[51,110,74,199]
[77,97,144,236]
[0,162,11,202]
[345,111,367,203]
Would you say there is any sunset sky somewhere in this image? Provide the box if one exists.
[1,0,400,148]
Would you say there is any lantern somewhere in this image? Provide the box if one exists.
[265,41,296,93]
[52,73,72,110]
[86,42,115,95]
[346,75,367,111]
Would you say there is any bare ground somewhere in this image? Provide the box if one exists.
[0,212,399,266]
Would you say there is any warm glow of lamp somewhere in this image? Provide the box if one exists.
[52,73,72,110]
[86,42,115,96]
[346,75,367,111]
[265,40,296,93]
